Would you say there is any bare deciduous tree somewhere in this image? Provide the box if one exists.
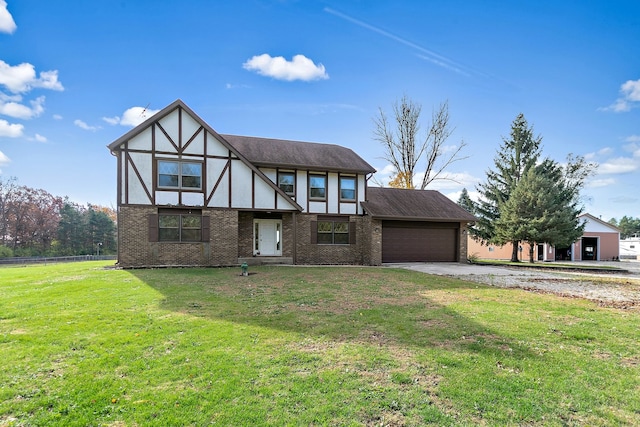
[373,95,467,189]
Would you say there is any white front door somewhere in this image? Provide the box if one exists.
[254,219,282,256]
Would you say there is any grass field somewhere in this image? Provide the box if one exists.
[1,261,639,426]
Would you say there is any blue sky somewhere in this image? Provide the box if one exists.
[1,0,639,221]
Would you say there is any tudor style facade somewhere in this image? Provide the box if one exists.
[108,99,476,268]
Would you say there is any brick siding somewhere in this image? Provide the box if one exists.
[295,214,380,265]
[117,206,237,268]
[119,207,382,267]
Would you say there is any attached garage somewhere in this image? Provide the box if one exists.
[382,221,459,262]
[362,187,476,264]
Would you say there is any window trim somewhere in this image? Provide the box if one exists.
[155,209,206,243]
[315,216,352,245]
[308,173,327,201]
[277,171,296,197]
[339,175,357,202]
[157,159,203,190]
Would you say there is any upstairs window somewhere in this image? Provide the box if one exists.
[340,176,356,201]
[278,172,295,196]
[158,160,202,189]
[309,174,326,200]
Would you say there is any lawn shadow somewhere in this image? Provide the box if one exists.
[128,265,540,361]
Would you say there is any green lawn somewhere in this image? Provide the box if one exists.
[1,262,639,426]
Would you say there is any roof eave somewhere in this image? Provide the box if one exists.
[252,161,376,174]
[363,212,476,222]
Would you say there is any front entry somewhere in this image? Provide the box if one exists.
[253,219,282,256]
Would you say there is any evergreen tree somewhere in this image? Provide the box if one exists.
[86,206,116,254]
[494,164,586,263]
[57,203,86,255]
[612,216,640,239]
[535,157,592,248]
[457,188,476,215]
[474,113,542,261]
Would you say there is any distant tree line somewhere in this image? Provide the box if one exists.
[608,216,640,239]
[0,177,116,258]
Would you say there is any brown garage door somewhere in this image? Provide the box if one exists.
[382,221,458,262]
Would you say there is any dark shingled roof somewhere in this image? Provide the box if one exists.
[222,134,376,174]
[362,187,477,222]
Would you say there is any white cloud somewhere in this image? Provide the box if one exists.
[623,142,640,158]
[102,106,160,127]
[602,78,640,112]
[0,149,8,174]
[243,54,329,81]
[598,157,638,174]
[74,119,100,131]
[587,177,616,188]
[0,118,23,137]
[53,114,63,120]
[584,147,614,161]
[419,171,481,191]
[445,189,482,203]
[0,95,45,119]
[225,83,250,89]
[0,60,64,93]
[371,163,480,190]
[34,133,47,142]
[625,135,640,143]
[0,0,16,34]
[102,116,119,125]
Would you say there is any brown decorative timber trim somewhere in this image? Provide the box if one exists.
[182,126,204,153]
[252,170,255,208]
[178,107,183,149]
[126,151,153,203]
[202,130,207,204]
[156,121,180,153]
[123,142,128,205]
[274,182,278,209]
[206,159,230,206]
[228,151,232,208]
[151,126,156,205]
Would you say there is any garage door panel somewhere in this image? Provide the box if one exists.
[382,221,458,262]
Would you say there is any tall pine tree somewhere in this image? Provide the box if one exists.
[494,164,586,262]
[474,113,542,261]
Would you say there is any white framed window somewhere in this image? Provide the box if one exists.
[158,160,202,189]
[278,171,295,196]
[309,174,326,200]
[339,176,356,201]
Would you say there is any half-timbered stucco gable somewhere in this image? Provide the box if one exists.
[107,99,301,212]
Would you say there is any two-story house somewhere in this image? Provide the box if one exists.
[108,99,475,268]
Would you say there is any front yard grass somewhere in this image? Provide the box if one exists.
[1,261,639,426]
